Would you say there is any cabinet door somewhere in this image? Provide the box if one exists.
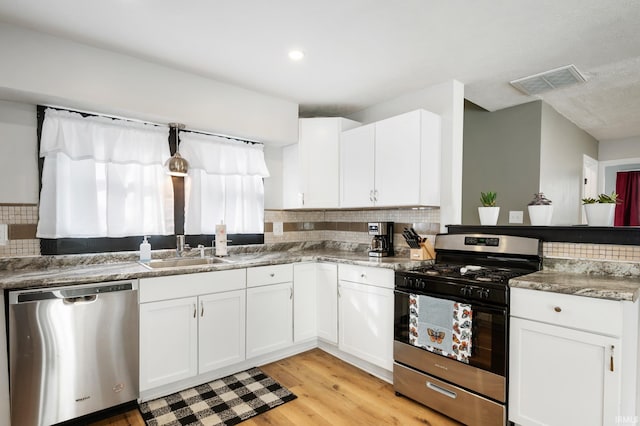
[509,317,621,426]
[246,282,293,358]
[374,110,422,206]
[293,263,317,342]
[316,263,338,343]
[340,124,375,208]
[198,290,246,374]
[338,280,394,371]
[140,297,198,391]
[299,118,340,208]
[282,144,302,209]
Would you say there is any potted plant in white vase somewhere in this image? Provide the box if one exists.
[528,192,553,226]
[582,192,621,226]
[478,191,499,225]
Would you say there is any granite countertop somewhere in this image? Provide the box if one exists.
[510,269,640,302]
[0,246,432,291]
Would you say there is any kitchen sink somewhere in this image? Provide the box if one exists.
[139,257,232,269]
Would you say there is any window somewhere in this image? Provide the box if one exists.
[179,131,269,235]
[37,108,174,238]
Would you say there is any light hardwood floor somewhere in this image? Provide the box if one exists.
[91,348,461,426]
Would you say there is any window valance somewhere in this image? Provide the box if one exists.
[40,108,170,164]
[179,132,270,177]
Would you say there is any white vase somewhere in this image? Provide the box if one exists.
[478,206,500,226]
[528,205,553,226]
[584,203,615,226]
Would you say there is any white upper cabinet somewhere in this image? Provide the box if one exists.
[340,124,375,208]
[283,117,360,209]
[340,109,441,208]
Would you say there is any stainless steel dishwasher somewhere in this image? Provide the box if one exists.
[8,280,139,426]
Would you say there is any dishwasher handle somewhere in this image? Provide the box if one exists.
[12,281,135,304]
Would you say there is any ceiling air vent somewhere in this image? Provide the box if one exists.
[510,64,586,95]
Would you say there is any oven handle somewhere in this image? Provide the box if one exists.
[426,381,457,399]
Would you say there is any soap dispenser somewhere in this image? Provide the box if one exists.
[139,236,151,262]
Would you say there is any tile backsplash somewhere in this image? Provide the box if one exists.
[264,208,441,248]
[2,202,640,264]
[0,204,40,257]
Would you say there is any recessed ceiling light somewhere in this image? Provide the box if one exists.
[288,50,305,61]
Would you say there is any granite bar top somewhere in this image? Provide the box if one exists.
[0,244,432,291]
[510,270,640,302]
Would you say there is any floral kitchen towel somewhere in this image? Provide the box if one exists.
[409,294,473,363]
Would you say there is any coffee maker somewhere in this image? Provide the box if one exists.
[368,222,394,257]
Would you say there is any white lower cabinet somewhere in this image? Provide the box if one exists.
[509,288,628,426]
[140,296,198,391]
[246,282,293,358]
[246,264,295,358]
[316,263,338,343]
[338,265,394,371]
[293,263,318,342]
[198,290,246,373]
[139,269,246,392]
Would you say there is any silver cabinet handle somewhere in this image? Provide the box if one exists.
[201,301,204,317]
[374,189,379,202]
[270,273,275,277]
[369,190,374,202]
[193,303,196,318]
[426,381,457,399]
[337,284,341,298]
[360,273,366,279]
[554,306,562,312]
[290,286,293,300]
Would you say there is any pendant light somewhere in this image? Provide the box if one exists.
[165,123,188,176]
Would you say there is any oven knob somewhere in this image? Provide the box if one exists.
[460,286,471,296]
[419,280,426,290]
[477,288,490,299]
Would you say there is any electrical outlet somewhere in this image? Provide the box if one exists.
[0,223,7,246]
[509,211,523,224]
[273,221,283,236]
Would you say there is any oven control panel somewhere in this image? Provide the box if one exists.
[464,236,499,247]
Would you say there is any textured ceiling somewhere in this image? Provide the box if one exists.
[0,0,639,141]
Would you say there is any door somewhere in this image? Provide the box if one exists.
[374,110,422,206]
[198,290,246,374]
[316,263,338,343]
[139,296,198,391]
[340,124,375,208]
[509,317,621,426]
[293,263,317,342]
[246,282,293,358]
[338,280,394,370]
[582,154,599,224]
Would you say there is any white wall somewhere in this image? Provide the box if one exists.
[0,22,298,146]
[0,100,39,203]
[540,103,599,225]
[599,136,640,161]
[348,80,465,232]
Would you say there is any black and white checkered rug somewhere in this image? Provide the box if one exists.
[139,367,297,426]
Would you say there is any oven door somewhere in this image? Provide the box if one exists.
[393,288,507,402]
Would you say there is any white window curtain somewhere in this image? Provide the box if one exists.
[179,132,269,235]
[37,109,174,238]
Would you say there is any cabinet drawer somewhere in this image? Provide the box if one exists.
[510,287,623,336]
[139,269,246,303]
[338,264,394,289]
[247,264,293,287]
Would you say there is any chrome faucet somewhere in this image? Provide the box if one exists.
[176,235,191,257]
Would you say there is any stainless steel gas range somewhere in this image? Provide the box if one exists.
[393,234,541,426]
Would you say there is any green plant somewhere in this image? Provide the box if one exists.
[528,192,552,206]
[480,191,497,207]
[582,191,622,204]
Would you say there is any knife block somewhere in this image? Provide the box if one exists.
[409,240,435,260]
